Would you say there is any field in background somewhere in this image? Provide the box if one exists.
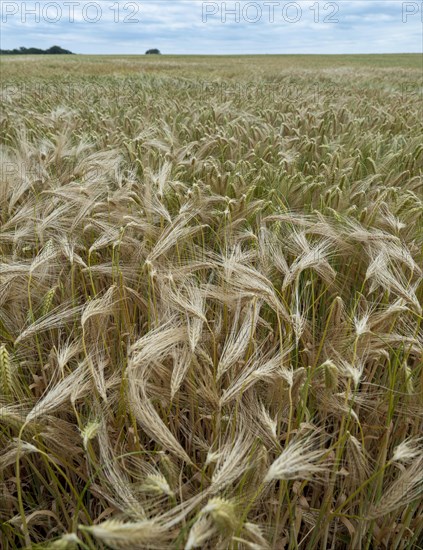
[0,55,422,549]
[1,53,422,79]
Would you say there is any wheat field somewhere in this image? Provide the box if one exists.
[0,55,422,549]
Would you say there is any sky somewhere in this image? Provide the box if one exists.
[1,0,422,54]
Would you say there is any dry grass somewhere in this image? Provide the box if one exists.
[0,55,422,549]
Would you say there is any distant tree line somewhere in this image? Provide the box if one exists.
[0,46,74,55]
[146,49,161,55]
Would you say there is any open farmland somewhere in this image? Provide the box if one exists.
[0,55,422,549]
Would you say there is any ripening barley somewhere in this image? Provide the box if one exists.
[0,54,422,550]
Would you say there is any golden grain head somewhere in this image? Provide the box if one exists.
[0,54,422,549]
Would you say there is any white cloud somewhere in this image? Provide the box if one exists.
[1,0,421,53]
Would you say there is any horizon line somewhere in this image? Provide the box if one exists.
[1,52,421,56]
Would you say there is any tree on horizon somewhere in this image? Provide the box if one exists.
[0,45,73,55]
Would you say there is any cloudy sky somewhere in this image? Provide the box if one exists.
[1,0,422,54]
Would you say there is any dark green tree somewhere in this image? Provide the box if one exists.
[0,45,74,55]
